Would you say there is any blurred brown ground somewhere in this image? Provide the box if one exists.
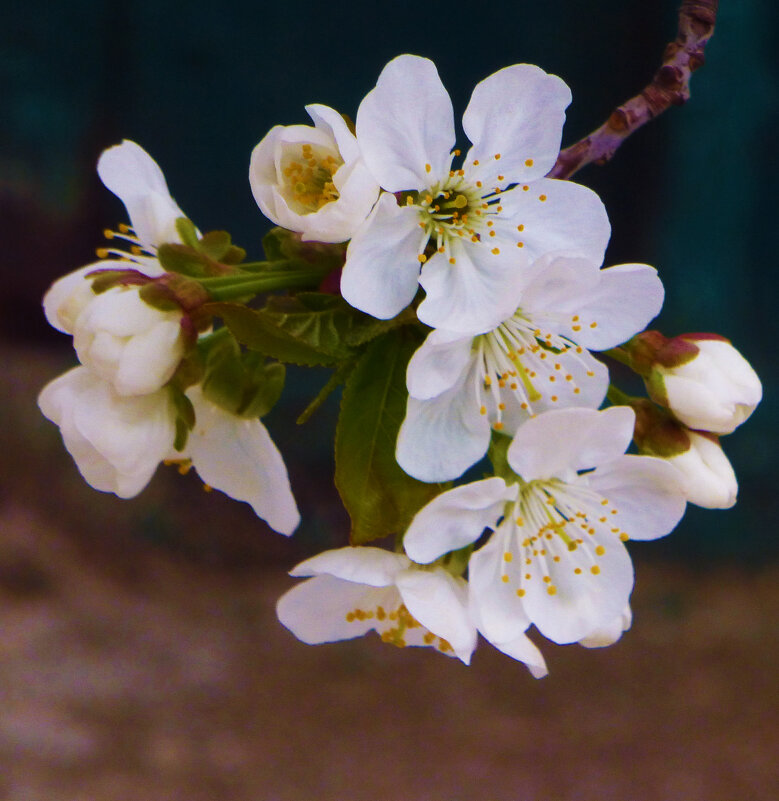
[1,346,777,801]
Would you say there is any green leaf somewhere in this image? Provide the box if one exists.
[262,292,405,355]
[335,330,445,545]
[199,332,286,418]
[208,301,345,366]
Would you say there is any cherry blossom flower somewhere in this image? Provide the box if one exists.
[397,253,664,481]
[38,371,300,535]
[341,55,610,333]
[250,104,380,243]
[276,546,477,663]
[647,335,762,434]
[404,407,686,647]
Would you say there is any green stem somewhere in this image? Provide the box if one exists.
[606,384,639,406]
[601,346,633,368]
[296,365,350,424]
[203,269,327,301]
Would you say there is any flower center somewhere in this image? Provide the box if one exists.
[280,142,341,213]
[406,167,507,262]
[472,311,598,427]
[496,479,630,597]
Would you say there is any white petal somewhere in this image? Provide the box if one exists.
[396,568,477,664]
[560,263,665,351]
[97,140,186,248]
[42,262,107,334]
[463,64,570,186]
[356,55,455,191]
[508,406,635,481]
[306,103,361,164]
[522,532,634,645]
[406,328,474,400]
[417,237,526,334]
[288,546,409,586]
[579,605,632,648]
[298,159,379,243]
[404,478,515,564]
[396,375,492,482]
[499,178,611,265]
[277,575,396,643]
[587,454,687,541]
[185,387,299,536]
[341,193,426,318]
[38,367,174,498]
[468,526,531,642]
[114,318,185,396]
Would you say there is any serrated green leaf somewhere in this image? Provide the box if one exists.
[208,301,344,366]
[335,330,444,545]
[262,292,403,355]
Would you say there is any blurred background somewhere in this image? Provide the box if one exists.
[1,1,776,799]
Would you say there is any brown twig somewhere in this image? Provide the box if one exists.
[549,0,719,180]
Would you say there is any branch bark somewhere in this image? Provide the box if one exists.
[550,0,719,180]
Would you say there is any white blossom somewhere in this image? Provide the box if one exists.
[653,337,762,434]
[341,54,610,333]
[404,407,686,650]
[397,253,664,481]
[277,546,477,663]
[38,371,299,535]
[250,104,380,243]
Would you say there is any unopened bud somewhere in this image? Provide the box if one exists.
[641,334,762,434]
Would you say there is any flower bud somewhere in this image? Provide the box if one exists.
[73,285,186,396]
[631,399,738,509]
[634,333,762,434]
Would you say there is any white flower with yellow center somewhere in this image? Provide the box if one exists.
[250,104,380,243]
[276,546,478,663]
[341,54,610,333]
[404,407,686,648]
[397,254,664,481]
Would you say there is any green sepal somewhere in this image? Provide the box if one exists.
[138,281,182,312]
[88,269,148,294]
[335,329,446,546]
[199,331,286,418]
[175,217,201,249]
[169,385,196,452]
[197,230,247,264]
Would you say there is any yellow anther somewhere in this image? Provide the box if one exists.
[503,552,513,562]
[203,484,213,493]
[476,180,483,188]
[425,163,432,173]
[525,158,534,167]
[494,153,501,160]
[574,567,582,575]
[473,159,480,165]
[491,247,500,255]
[479,405,487,415]
[516,588,526,598]
[595,546,605,556]
[539,194,547,202]
[590,565,601,575]
[497,174,504,181]
[501,574,509,583]
[547,586,557,596]
[95,248,109,258]
[590,321,598,328]
[449,257,456,264]
[493,421,504,431]
[516,517,524,526]
[418,254,427,263]
[522,185,529,191]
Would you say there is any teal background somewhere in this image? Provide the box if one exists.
[1,0,775,560]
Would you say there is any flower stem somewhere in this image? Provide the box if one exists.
[202,269,327,301]
[601,346,632,367]
[606,384,639,406]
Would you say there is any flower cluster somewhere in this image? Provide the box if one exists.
[39,55,761,677]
